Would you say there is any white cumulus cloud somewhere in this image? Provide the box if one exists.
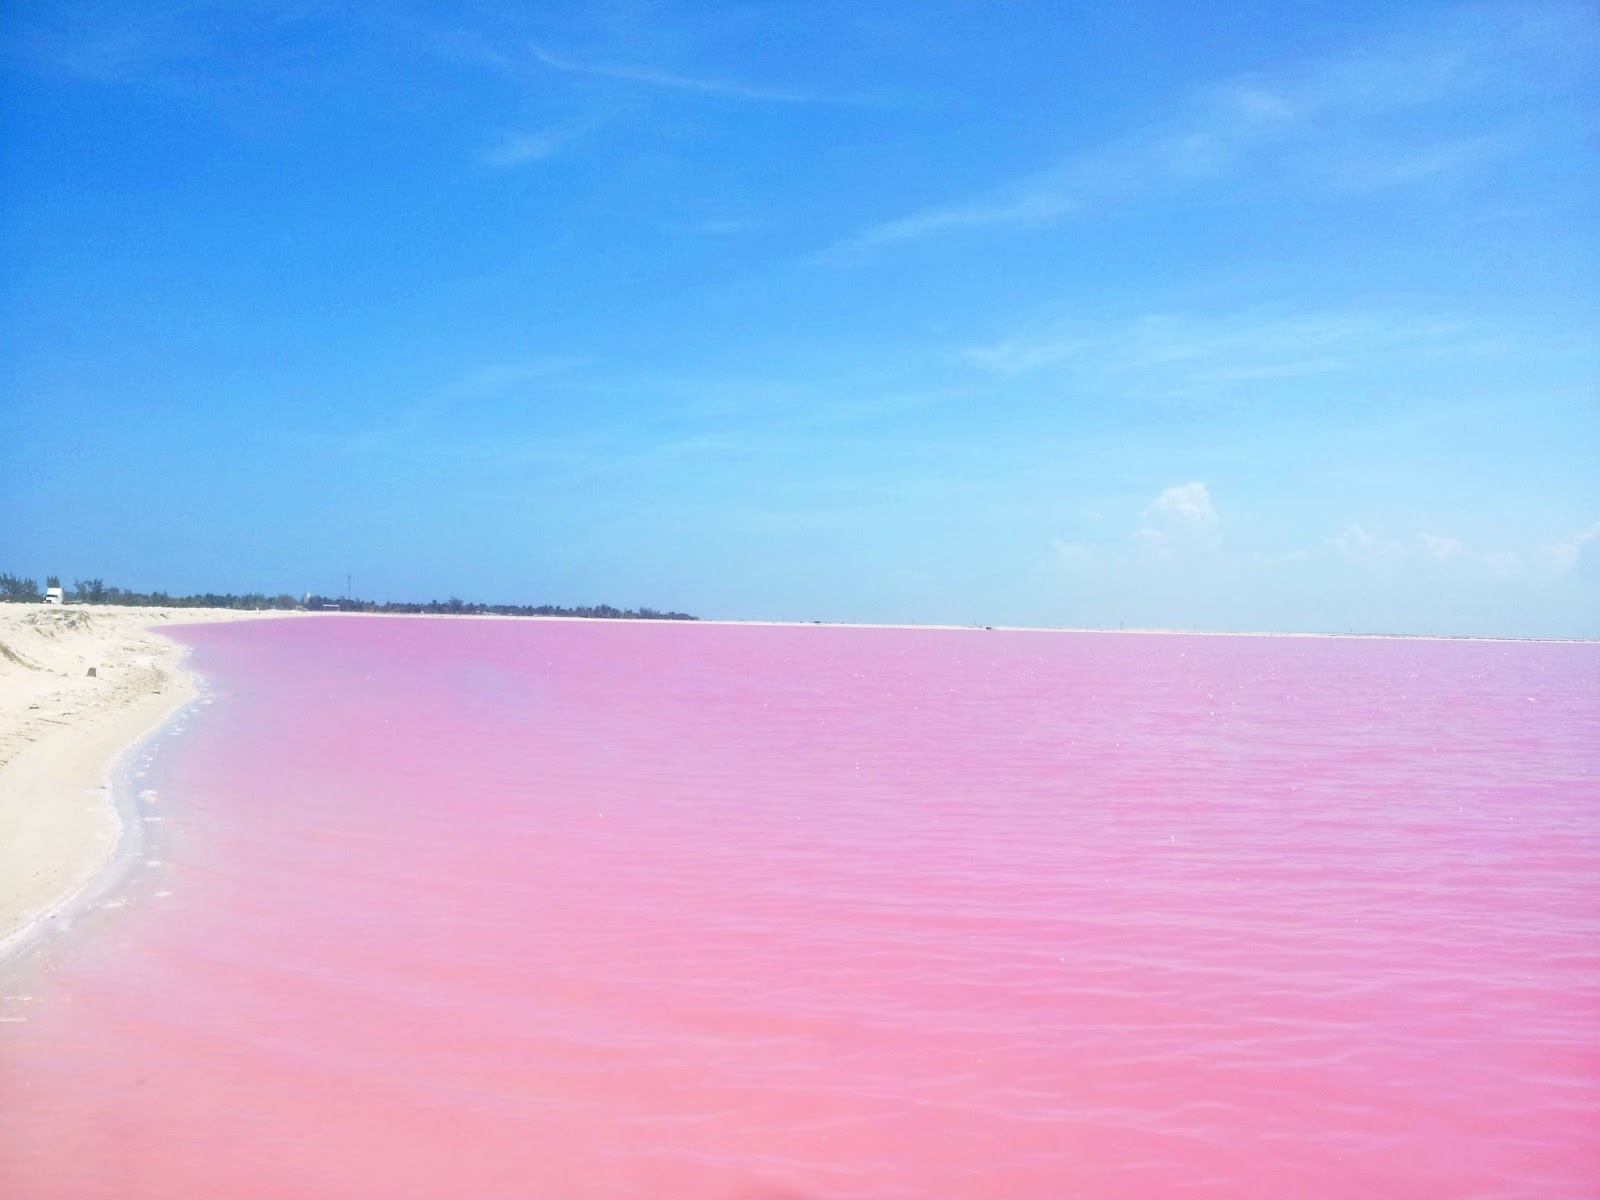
[1136,482,1219,559]
[1144,482,1218,531]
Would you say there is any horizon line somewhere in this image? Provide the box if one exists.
[14,600,1596,645]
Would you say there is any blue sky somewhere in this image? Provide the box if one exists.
[2,0,1596,635]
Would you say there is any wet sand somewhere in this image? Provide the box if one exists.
[0,604,294,961]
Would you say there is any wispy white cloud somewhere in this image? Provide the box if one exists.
[1049,540,1095,567]
[667,217,765,236]
[15,4,254,83]
[1432,517,1600,581]
[480,128,568,168]
[1480,550,1522,576]
[446,358,593,396]
[332,356,595,455]
[527,43,856,105]
[1135,527,1178,562]
[838,2,1582,253]
[962,306,1482,402]
[1283,132,1512,192]
[1330,522,1405,562]
[1419,532,1463,560]
[1543,516,1600,572]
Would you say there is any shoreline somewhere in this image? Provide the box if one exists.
[0,605,295,966]
[158,605,1594,644]
[2,600,1592,964]
[296,609,1600,644]
[0,671,188,968]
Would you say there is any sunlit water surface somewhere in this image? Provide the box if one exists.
[2,618,1597,1198]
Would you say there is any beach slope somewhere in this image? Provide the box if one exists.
[0,604,289,959]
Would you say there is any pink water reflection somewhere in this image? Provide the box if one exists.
[3,618,1598,1198]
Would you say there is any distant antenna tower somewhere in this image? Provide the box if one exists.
[346,573,351,598]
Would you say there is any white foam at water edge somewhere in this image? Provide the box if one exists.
[154,890,173,898]
[144,860,163,868]
[139,789,159,802]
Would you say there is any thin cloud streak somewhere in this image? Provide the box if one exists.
[481,128,567,168]
[961,307,1489,403]
[835,2,1584,254]
[527,43,862,105]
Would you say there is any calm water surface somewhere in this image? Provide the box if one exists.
[2,618,1597,1198]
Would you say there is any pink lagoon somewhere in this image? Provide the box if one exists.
[2,615,1597,1199]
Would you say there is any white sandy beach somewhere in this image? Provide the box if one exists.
[0,604,294,961]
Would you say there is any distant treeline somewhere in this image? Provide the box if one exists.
[300,595,696,620]
[0,573,695,621]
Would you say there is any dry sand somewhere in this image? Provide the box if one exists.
[0,603,293,961]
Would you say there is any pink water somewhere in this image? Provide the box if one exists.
[2,618,1597,1198]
